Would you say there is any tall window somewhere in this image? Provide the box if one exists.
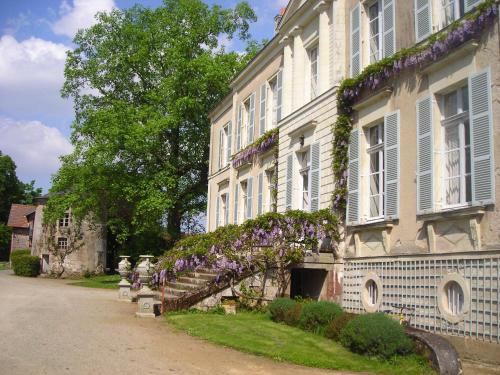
[440,0,465,28]
[267,170,275,212]
[59,213,70,227]
[309,46,319,99]
[58,237,68,250]
[221,194,228,226]
[441,86,471,207]
[269,76,278,127]
[299,150,310,211]
[367,123,384,219]
[369,1,382,63]
[218,129,225,169]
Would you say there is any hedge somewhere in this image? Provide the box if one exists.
[12,255,40,277]
[299,301,343,334]
[10,249,31,260]
[340,313,414,359]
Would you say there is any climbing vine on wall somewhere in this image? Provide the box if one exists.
[231,128,279,168]
[331,1,499,214]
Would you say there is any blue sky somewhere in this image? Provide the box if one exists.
[0,0,287,192]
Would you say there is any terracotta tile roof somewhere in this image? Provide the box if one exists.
[7,204,36,228]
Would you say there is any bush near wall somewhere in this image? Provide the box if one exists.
[325,312,356,341]
[12,255,40,277]
[268,298,303,326]
[340,313,414,359]
[10,249,31,260]
[299,301,343,334]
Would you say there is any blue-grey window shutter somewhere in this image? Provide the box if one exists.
[310,142,321,212]
[416,96,434,214]
[286,154,293,210]
[276,70,283,121]
[465,0,485,13]
[259,84,267,136]
[382,0,395,58]
[469,68,495,205]
[347,129,360,225]
[237,105,242,151]
[258,173,263,216]
[350,4,361,77]
[215,195,220,229]
[384,111,400,219]
[248,93,256,144]
[246,178,253,219]
[225,193,229,226]
[234,183,239,224]
[415,0,432,42]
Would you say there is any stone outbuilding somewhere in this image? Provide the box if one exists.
[6,204,36,255]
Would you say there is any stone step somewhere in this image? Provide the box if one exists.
[165,287,188,297]
[196,267,218,275]
[164,293,180,300]
[165,281,199,290]
[177,276,208,285]
[185,272,217,281]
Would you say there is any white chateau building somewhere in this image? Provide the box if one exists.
[206,0,500,357]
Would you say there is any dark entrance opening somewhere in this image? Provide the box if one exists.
[290,268,327,300]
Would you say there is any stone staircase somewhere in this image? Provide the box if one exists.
[161,268,221,311]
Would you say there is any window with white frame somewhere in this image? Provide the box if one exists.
[366,279,378,306]
[366,123,385,219]
[221,193,228,226]
[58,237,68,250]
[298,149,311,211]
[445,280,464,315]
[440,0,465,28]
[268,76,279,127]
[309,46,319,100]
[266,170,275,212]
[368,1,382,64]
[440,86,471,207]
[58,213,70,227]
[218,128,226,169]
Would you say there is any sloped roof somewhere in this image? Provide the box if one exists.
[7,204,36,228]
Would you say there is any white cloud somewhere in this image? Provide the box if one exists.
[0,117,73,191]
[52,0,116,38]
[0,35,73,120]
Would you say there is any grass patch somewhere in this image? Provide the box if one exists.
[69,274,121,289]
[0,262,9,271]
[167,311,434,375]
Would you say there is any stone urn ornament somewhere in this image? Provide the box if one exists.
[117,256,132,301]
[136,255,156,318]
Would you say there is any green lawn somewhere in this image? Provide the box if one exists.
[0,262,9,270]
[167,311,434,375]
[69,274,121,289]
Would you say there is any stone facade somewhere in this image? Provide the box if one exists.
[30,197,107,276]
[205,0,500,347]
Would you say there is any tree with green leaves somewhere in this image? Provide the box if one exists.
[0,151,25,223]
[45,0,258,248]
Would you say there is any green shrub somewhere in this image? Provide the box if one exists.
[326,312,356,341]
[299,301,343,334]
[340,313,414,359]
[10,249,31,260]
[12,255,40,277]
[283,302,303,326]
[268,298,298,323]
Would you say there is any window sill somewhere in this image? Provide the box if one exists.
[418,205,485,222]
[348,219,396,232]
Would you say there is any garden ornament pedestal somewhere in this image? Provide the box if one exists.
[136,255,156,318]
[117,256,132,301]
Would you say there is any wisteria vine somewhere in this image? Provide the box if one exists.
[152,209,339,295]
[331,1,498,213]
[232,128,278,168]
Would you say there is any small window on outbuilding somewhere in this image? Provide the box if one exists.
[59,213,70,227]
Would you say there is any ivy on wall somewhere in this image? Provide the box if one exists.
[331,1,499,214]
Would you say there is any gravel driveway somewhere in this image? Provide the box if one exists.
[0,270,355,375]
